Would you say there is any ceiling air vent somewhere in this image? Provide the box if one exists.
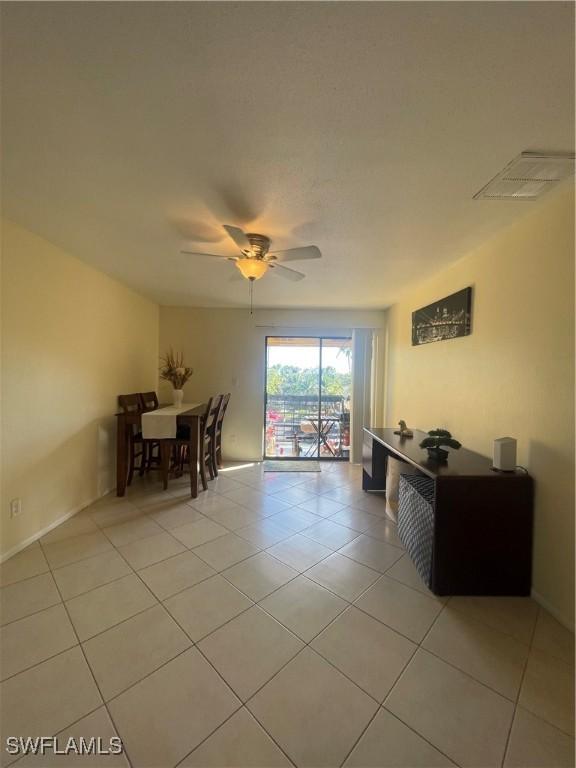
[474,151,575,200]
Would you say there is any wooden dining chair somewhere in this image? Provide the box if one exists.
[213,393,231,470]
[118,393,144,486]
[204,394,223,480]
[139,391,159,412]
[137,392,161,474]
[162,396,221,492]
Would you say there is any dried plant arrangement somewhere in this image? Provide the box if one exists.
[159,349,194,389]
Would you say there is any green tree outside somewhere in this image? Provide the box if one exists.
[266,365,351,396]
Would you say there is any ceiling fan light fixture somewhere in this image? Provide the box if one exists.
[181,224,321,286]
[235,259,269,280]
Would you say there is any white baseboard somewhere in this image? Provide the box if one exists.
[531,588,575,633]
[0,487,114,564]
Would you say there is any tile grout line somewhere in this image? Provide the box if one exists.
[173,704,298,768]
[0,582,63,629]
[336,645,426,768]
[3,598,174,674]
[415,591,535,705]
[5,470,551,768]
[164,476,360,764]
[371,627,461,768]
[1,491,372,594]
[0,641,80,686]
[373,591,465,768]
[0,567,53,592]
[283,565,448,707]
[2,495,412,679]
[96,532,267,766]
[412,644,527,707]
[372,596,459,765]
[381,706,463,768]
[35,560,141,611]
[230,547,416,742]
[156,526,385,764]
[377,589,535,768]
[0,488,470,652]
[114,566,297,768]
[350,548,542,648]
[1,703,111,768]
[5,538,537,757]
[236,586,424,767]
[355,583,467,767]
[36,537,136,768]
[38,543,117,574]
[443,598,541,646]
[500,604,542,767]
[106,535,252,701]
[385,592,528,718]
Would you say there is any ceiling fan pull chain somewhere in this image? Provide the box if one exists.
[249,278,254,315]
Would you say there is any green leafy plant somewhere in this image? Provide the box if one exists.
[420,429,461,460]
[159,349,194,389]
[266,364,350,396]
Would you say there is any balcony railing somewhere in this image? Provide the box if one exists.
[265,394,350,458]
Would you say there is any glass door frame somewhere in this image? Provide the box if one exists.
[263,335,351,461]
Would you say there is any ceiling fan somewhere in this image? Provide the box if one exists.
[181,224,322,282]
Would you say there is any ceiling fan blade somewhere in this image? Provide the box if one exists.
[269,263,306,281]
[267,245,321,262]
[222,224,252,253]
[180,250,237,261]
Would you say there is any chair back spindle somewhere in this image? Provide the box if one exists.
[118,394,143,436]
[203,396,222,442]
[118,393,142,414]
[118,393,145,486]
[139,391,159,412]
[217,393,231,431]
[214,393,231,468]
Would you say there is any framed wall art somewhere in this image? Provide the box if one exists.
[412,287,472,346]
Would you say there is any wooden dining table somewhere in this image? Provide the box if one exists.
[115,403,207,498]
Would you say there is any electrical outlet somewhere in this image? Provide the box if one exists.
[10,498,22,518]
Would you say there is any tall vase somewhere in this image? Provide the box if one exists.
[173,388,184,407]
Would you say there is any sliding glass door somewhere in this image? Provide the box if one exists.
[320,339,351,458]
[264,336,351,460]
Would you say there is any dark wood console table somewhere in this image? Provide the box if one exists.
[363,427,533,596]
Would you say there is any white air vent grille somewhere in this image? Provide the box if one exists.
[474,152,575,200]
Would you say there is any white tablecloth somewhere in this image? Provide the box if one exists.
[141,403,201,440]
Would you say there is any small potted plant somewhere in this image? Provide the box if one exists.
[420,428,461,462]
[159,349,194,407]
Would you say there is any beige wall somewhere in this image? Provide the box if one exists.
[1,219,159,559]
[384,185,575,629]
[159,308,386,462]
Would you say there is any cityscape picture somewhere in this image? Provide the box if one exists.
[412,287,472,346]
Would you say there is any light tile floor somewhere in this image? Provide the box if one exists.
[0,461,574,768]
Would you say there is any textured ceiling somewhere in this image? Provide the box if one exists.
[1,2,574,308]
